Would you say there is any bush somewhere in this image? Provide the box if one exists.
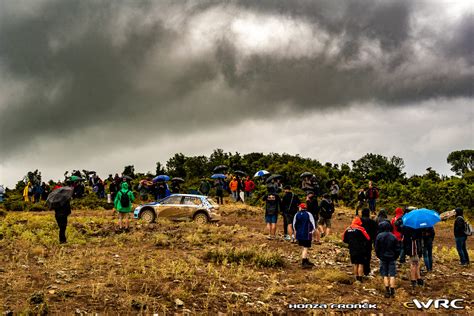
[71,194,114,210]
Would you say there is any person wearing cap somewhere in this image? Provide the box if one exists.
[281,185,300,242]
[454,208,470,266]
[293,202,316,268]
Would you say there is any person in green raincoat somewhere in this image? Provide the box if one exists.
[114,182,135,230]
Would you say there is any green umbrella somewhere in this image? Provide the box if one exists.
[69,175,84,182]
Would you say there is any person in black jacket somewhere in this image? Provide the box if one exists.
[454,208,470,266]
[355,189,366,216]
[263,188,281,240]
[375,221,401,298]
[343,217,371,282]
[421,227,435,272]
[281,186,300,242]
[306,191,321,243]
[361,208,378,276]
[53,198,72,244]
[318,194,334,237]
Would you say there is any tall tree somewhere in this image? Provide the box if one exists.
[447,150,474,176]
[351,153,405,183]
[155,162,166,175]
[166,153,187,178]
[122,165,135,178]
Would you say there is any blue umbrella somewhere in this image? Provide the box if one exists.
[153,175,170,182]
[402,208,440,229]
[254,170,270,177]
[211,173,226,179]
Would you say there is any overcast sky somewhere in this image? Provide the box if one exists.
[0,0,473,188]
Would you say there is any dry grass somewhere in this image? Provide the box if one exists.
[0,207,473,314]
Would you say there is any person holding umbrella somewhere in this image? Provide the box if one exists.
[114,182,135,231]
[213,178,225,205]
[170,177,184,194]
[401,208,440,289]
[46,186,73,244]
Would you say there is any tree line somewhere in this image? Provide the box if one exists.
[4,149,474,214]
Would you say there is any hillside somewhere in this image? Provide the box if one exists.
[0,202,472,314]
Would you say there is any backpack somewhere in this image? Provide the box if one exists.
[464,221,473,236]
[319,200,334,218]
[120,190,130,207]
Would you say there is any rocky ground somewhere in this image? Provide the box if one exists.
[0,202,472,314]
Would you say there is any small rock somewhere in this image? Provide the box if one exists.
[48,290,56,295]
[326,285,333,289]
[361,299,369,304]
[256,301,265,306]
[175,299,184,307]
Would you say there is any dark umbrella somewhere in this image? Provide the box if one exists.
[213,165,228,172]
[300,172,313,178]
[234,170,247,176]
[211,173,226,179]
[46,187,73,209]
[87,171,97,175]
[122,175,133,181]
[266,174,283,183]
[171,177,185,183]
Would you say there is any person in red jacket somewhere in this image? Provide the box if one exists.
[244,176,256,200]
[391,207,404,242]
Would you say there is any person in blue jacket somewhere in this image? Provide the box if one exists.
[293,203,316,268]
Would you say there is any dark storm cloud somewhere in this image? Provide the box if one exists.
[0,0,472,158]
